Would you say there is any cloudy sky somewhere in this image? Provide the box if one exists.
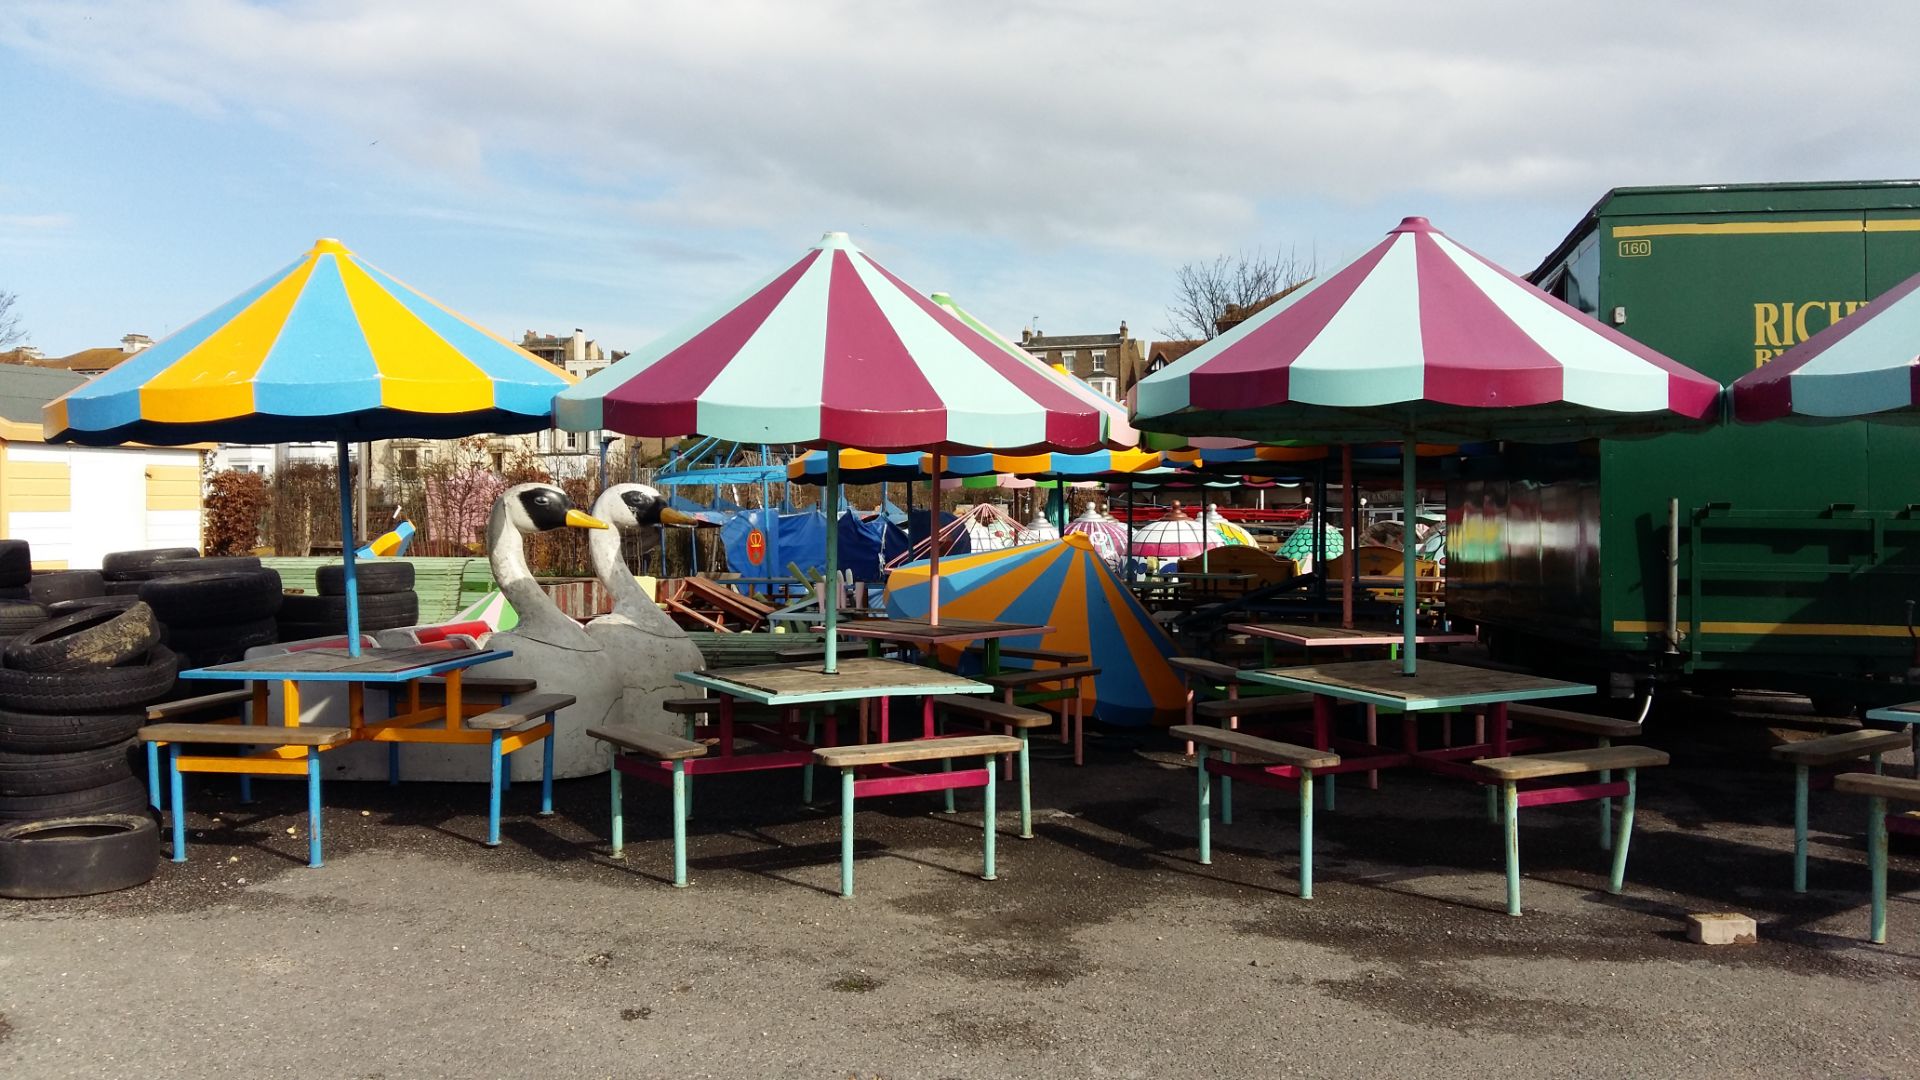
[3,0,1916,356]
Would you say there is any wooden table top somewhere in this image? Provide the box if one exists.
[1229,623,1479,648]
[181,646,508,683]
[1240,659,1592,711]
[828,618,1052,645]
[675,656,994,705]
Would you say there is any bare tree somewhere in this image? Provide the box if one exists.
[1160,246,1316,341]
[0,291,24,350]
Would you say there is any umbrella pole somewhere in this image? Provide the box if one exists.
[929,453,943,626]
[336,440,362,657]
[1125,483,1135,584]
[1201,501,1210,574]
[1402,434,1417,676]
[1342,445,1355,629]
[824,445,841,674]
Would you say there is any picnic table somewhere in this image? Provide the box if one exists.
[1229,621,1478,665]
[828,617,1054,675]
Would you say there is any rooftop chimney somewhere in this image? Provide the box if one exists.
[121,333,153,353]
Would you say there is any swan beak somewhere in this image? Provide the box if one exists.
[565,509,610,530]
[658,507,707,528]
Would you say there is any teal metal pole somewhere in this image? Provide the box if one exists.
[1503,780,1522,915]
[982,754,998,880]
[336,440,362,656]
[824,445,841,674]
[1299,769,1315,899]
[840,767,856,898]
[1608,768,1637,894]
[1869,794,1888,943]
[1196,747,1211,864]
[1401,433,1417,676]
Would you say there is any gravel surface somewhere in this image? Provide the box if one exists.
[3,691,1918,1078]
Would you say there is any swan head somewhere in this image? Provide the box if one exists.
[604,483,706,530]
[504,483,607,534]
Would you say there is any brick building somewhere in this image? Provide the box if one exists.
[1016,322,1145,400]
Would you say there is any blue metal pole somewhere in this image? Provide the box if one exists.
[1401,433,1417,676]
[306,747,324,868]
[337,441,362,657]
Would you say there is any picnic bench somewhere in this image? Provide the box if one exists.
[1775,729,1910,892]
[1474,746,1670,916]
[591,725,709,887]
[814,734,1020,898]
[1172,725,1339,898]
[983,664,1099,766]
[1832,772,1920,943]
[930,695,1052,838]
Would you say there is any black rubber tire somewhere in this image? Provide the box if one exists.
[0,739,138,797]
[0,601,47,635]
[149,556,260,577]
[3,603,161,673]
[0,587,28,601]
[274,620,344,643]
[139,569,282,626]
[104,581,146,596]
[101,548,200,581]
[0,777,149,823]
[0,647,177,714]
[26,570,104,605]
[0,813,158,898]
[163,618,278,667]
[0,707,145,753]
[0,541,30,588]
[278,591,416,625]
[317,561,415,596]
[48,595,141,618]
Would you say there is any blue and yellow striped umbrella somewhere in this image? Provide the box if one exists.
[44,238,573,446]
[883,534,1185,726]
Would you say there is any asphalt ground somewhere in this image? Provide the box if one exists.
[3,691,1918,1079]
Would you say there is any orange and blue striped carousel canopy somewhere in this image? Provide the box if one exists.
[44,238,574,446]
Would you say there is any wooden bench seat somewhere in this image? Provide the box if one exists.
[814,734,1021,897]
[1170,725,1339,769]
[1504,704,1645,740]
[1773,728,1910,768]
[147,689,252,722]
[983,664,1099,690]
[138,722,350,746]
[1834,772,1920,943]
[468,692,576,731]
[1192,694,1315,723]
[1167,656,1243,684]
[1168,725,1334,898]
[933,696,1051,839]
[815,734,1019,768]
[589,726,708,761]
[1474,746,1669,781]
[965,644,1087,665]
[1472,746,1669,915]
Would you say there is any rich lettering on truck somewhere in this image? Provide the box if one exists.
[1753,299,1867,366]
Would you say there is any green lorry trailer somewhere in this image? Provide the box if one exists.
[1450,180,1920,709]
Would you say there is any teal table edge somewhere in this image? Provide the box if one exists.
[1238,670,1595,712]
[1863,703,1920,725]
[674,669,995,706]
[178,650,513,684]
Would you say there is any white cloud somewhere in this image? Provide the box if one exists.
[4,0,1916,264]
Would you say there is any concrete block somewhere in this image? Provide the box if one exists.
[1687,912,1758,946]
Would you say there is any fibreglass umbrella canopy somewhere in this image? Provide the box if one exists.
[1131,511,1226,558]
[1064,507,1130,568]
[1134,217,1721,444]
[1731,268,1920,422]
[930,292,1139,448]
[787,445,1162,484]
[786,449,926,485]
[884,535,1184,726]
[555,232,1106,453]
[45,239,573,446]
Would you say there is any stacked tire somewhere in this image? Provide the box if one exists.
[0,601,175,823]
[277,562,418,642]
[0,539,30,601]
[100,547,202,596]
[138,563,283,668]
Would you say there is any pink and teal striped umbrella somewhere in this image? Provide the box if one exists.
[1135,215,1720,674]
[1731,268,1920,422]
[1135,216,1720,444]
[556,232,1107,453]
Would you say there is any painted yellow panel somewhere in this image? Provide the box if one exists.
[1610,221,1863,239]
[30,560,68,571]
[4,459,69,513]
[146,464,203,512]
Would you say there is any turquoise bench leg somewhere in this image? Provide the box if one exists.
[839,767,856,898]
[1299,769,1315,900]
[169,744,186,863]
[1324,771,1335,812]
[1607,768,1637,894]
[146,741,162,811]
[1598,736,1613,852]
[539,715,555,816]
[485,731,504,847]
[1503,780,1522,916]
[1869,794,1889,944]
[802,712,817,804]
[305,747,323,868]
[609,764,625,857]
[1792,764,1810,892]
[1196,747,1211,865]
[982,754,997,881]
[942,714,956,815]
[671,760,689,888]
[1015,731,1032,839]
